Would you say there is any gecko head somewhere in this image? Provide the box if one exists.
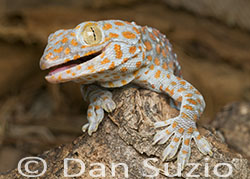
[40,20,142,84]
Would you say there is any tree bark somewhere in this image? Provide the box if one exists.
[1,87,248,178]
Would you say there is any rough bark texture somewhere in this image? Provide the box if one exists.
[1,87,248,178]
[212,102,250,160]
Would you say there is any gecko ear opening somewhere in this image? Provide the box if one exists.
[81,24,102,45]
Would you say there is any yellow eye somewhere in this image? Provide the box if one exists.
[81,25,102,45]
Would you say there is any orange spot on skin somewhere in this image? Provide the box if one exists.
[122,31,136,39]
[56,32,63,37]
[77,66,82,70]
[114,44,122,59]
[181,112,189,119]
[66,69,71,74]
[151,84,155,89]
[109,62,115,69]
[142,52,145,60]
[75,25,81,29]
[129,46,136,54]
[144,41,152,51]
[125,21,131,25]
[64,47,71,55]
[165,130,171,135]
[187,99,197,105]
[153,29,159,37]
[108,82,114,87]
[136,61,141,68]
[54,47,63,53]
[155,70,161,79]
[58,75,62,80]
[72,72,76,76]
[196,135,201,140]
[81,45,87,49]
[174,137,179,142]
[71,39,78,46]
[180,81,186,85]
[182,150,188,154]
[195,90,201,95]
[88,112,92,117]
[62,38,68,43]
[193,114,198,121]
[187,127,193,134]
[100,52,105,58]
[176,76,182,81]
[120,67,128,72]
[185,93,193,97]
[177,96,182,102]
[74,54,80,60]
[168,61,174,70]
[45,52,52,59]
[183,105,194,111]
[101,58,110,64]
[70,32,76,36]
[54,41,60,45]
[95,105,100,110]
[172,121,178,128]
[51,56,59,60]
[154,57,160,66]
[114,21,125,26]
[171,81,177,86]
[85,50,97,56]
[150,64,154,70]
[144,70,149,75]
[170,89,174,95]
[197,99,202,104]
[133,70,139,77]
[64,58,70,63]
[46,47,52,52]
[165,87,170,93]
[114,76,120,79]
[121,80,127,85]
[109,33,119,38]
[178,128,184,134]
[160,85,163,90]
[87,65,94,70]
[156,44,161,54]
[133,27,140,34]
[147,55,152,61]
[122,58,129,64]
[162,49,167,58]
[103,23,112,30]
[177,88,186,92]
[149,32,156,41]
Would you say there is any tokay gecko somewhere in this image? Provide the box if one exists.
[40,20,212,170]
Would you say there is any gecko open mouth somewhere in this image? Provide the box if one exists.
[48,50,102,76]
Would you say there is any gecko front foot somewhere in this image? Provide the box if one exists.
[153,117,212,170]
[82,91,116,135]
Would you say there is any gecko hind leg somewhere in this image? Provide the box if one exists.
[153,117,212,170]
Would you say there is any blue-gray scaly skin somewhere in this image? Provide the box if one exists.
[40,20,212,170]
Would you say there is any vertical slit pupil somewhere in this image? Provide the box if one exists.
[90,27,96,41]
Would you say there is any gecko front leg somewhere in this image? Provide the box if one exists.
[80,85,116,135]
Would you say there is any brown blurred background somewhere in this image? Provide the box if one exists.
[0,0,249,173]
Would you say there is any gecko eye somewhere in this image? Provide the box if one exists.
[81,25,102,45]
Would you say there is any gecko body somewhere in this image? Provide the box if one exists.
[40,20,212,170]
